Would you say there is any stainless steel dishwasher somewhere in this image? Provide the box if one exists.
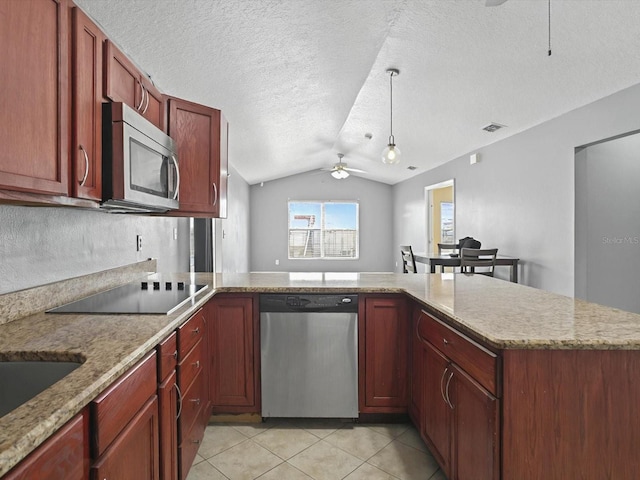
[260,294,358,418]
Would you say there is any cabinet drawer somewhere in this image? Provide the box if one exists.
[91,351,157,456]
[157,331,177,381]
[179,369,205,441]
[418,312,498,395]
[177,309,205,360]
[177,338,203,393]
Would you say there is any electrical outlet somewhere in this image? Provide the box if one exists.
[173,228,178,240]
[275,259,280,265]
[136,235,143,252]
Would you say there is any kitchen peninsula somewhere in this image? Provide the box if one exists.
[1,264,639,479]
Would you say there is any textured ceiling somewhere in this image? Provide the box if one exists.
[75,0,640,185]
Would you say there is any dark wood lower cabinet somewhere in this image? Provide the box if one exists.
[90,396,159,480]
[208,294,260,413]
[359,295,409,413]
[3,410,89,480]
[158,370,178,480]
[421,340,452,475]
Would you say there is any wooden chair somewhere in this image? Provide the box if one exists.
[460,248,498,277]
[400,245,417,273]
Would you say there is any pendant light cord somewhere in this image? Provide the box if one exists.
[548,0,552,56]
[389,71,394,143]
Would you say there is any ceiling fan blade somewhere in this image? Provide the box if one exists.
[485,0,508,6]
[320,166,337,172]
[343,167,367,173]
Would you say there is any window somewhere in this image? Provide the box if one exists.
[288,201,359,259]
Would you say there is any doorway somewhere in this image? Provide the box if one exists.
[425,180,455,254]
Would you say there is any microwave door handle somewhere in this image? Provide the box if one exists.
[171,154,180,200]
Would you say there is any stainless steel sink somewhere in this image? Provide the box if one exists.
[0,360,82,418]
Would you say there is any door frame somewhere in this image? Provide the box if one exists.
[425,179,455,254]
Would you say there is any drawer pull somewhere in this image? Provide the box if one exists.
[189,398,201,406]
[173,350,178,360]
[193,360,200,369]
[443,338,449,345]
[192,439,201,445]
[193,327,200,335]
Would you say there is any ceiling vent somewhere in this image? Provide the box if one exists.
[482,123,506,133]
[407,166,418,170]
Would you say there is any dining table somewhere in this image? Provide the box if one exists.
[413,252,520,283]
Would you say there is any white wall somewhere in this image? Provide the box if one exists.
[250,172,394,272]
[394,82,640,296]
[0,206,189,294]
[575,132,640,313]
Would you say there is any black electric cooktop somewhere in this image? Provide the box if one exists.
[47,281,208,315]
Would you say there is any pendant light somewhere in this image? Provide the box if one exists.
[382,68,401,164]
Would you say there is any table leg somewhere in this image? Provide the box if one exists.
[511,263,518,283]
[430,263,436,274]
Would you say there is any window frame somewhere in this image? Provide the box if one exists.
[287,200,360,260]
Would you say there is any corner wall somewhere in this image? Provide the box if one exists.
[393,82,640,296]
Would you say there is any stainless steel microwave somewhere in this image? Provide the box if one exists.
[101,102,179,212]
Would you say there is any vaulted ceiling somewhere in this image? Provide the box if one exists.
[75,0,640,185]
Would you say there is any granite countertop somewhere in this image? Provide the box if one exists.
[2,267,640,476]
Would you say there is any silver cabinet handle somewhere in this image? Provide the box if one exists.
[192,439,201,445]
[193,327,200,335]
[171,155,180,200]
[135,80,145,111]
[142,84,150,114]
[193,360,200,369]
[78,145,89,187]
[212,183,218,206]
[189,398,201,406]
[173,350,178,360]
[445,371,454,409]
[175,383,183,420]
[440,367,448,406]
[416,313,423,341]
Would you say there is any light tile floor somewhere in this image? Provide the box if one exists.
[187,419,448,480]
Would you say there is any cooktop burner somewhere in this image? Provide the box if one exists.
[47,281,208,315]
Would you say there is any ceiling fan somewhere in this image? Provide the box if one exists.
[321,153,366,180]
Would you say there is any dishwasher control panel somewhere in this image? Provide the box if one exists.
[260,294,358,313]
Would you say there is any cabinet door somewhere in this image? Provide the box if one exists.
[104,40,141,114]
[158,371,178,480]
[141,76,165,131]
[422,340,452,476]
[450,364,500,480]
[71,7,103,201]
[91,396,160,480]
[3,411,89,480]
[408,308,423,426]
[167,97,225,217]
[208,295,259,411]
[0,0,69,196]
[360,296,408,412]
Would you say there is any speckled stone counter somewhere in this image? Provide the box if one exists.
[2,268,640,476]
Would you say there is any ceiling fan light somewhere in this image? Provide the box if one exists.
[382,143,401,165]
[331,169,349,180]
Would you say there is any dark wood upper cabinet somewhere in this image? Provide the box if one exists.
[104,39,165,131]
[71,7,104,201]
[359,295,409,413]
[0,0,70,196]
[166,97,228,218]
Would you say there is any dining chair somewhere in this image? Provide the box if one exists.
[460,248,498,277]
[400,245,417,273]
[437,243,458,255]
